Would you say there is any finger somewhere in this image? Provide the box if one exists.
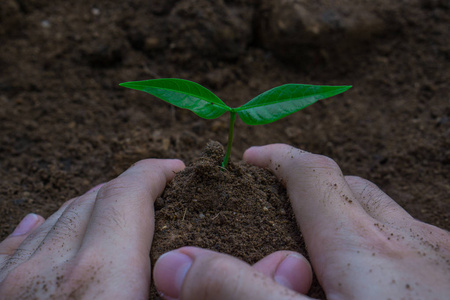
[80,159,185,261]
[345,176,414,223]
[0,186,103,274]
[0,214,45,281]
[252,251,312,294]
[153,247,313,300]
[24,185,103,265]
[0,214,44,259]
[9,183,104,256]
[244,145,372,245]
[7,197,79,255]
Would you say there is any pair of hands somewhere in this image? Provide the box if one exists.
[0,144,449,300]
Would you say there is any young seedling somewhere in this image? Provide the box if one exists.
[120,78,351,168]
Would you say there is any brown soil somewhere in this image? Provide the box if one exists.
[1,0,449,299]
[151,141,324,298]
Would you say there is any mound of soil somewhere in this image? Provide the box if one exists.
[151,141,324,298]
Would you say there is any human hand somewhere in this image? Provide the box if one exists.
[244,144,450,299]
[0,159,185,300]
[153,144,450,300]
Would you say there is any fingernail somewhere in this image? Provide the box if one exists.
[155,251,192,299]
[274,254,307,291]
[11,213,40,236]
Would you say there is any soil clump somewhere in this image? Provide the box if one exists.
[151,141,324,298]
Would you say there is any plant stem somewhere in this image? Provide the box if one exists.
[222,111,236,168]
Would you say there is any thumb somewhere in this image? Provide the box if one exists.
[153,247,314,300]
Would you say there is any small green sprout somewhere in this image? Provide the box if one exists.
[120,78,351,168]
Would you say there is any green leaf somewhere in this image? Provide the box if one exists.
[120,78,231,119]
[235,84,352,125]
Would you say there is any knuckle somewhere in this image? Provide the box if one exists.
[128,158,163,175]
[307,154,341,171]
[363,226,399,252]
[345,175,367,185]
[290,152,342,177]
[96,177,131,200]
[92,204,126,232]
[345,176,376,194]
[277,143,299,154]
[129,158,154,169]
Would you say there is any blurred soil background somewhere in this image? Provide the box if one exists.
[0,0,449,297]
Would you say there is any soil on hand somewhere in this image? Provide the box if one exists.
[1,0,449,299]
